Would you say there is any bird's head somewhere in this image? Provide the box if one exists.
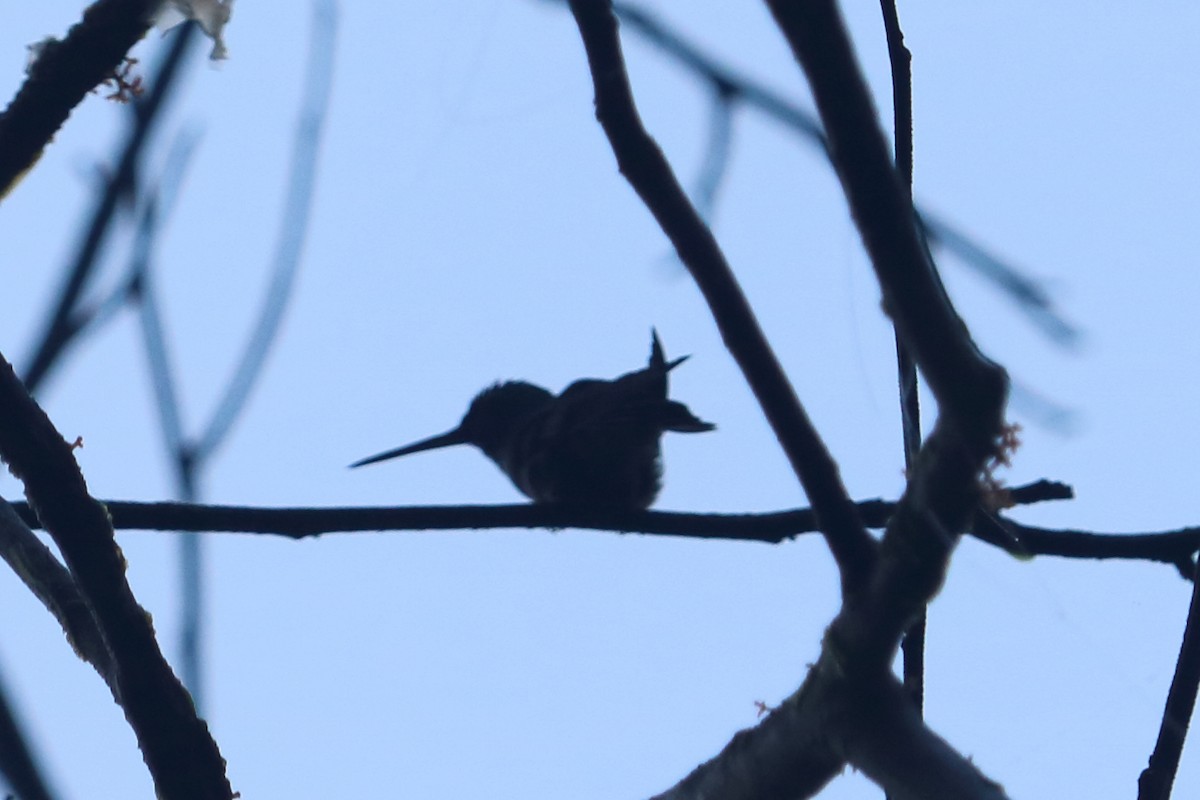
[349,381,553,469]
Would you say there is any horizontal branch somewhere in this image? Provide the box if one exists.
[9,480,1193,572]
[3,478,1060,538]
[994,517,1200,579]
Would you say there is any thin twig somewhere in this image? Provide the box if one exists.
[1139,557,1200,800]
[878,0,926,725]
[538,0,1079,344]
[182,0,335,707]
[692,86,735,220]
[125,127,208,702]
[194,0,338,461]
[21,23,199,392]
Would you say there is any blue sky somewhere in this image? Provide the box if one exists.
[2,2,1199,798]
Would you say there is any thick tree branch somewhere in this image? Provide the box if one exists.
[564,0,877,593]
[824,665,1008,800]
[0,498,114,686]
[0,353,232,800]
[765,1,1007,434]
[649,671,844,800]
[0,0,162,198]
[757,1,1010,795]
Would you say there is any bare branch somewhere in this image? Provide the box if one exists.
[765,1,1008,433]
[0,498,114,686]
[0,0,163,197]
[564,0,877,592]
[0,658,58,800]
[649,675,843,799]
[0,353,233,800]
[1139,558,1200,799]
[0,479,1064,541]
[877,0,926,721]
[757,1,1011,795]
[194,0,338,461]
[15,482,1199,576]
[21,22,199,392]
[539,0,1079,344]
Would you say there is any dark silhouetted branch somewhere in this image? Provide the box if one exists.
[0,497,113,800]
[0,13,198,799]
[0,352,233,800]
[768,2,1007,432]
[753,0,1011,795]
[0,0,163,198]
[993,517,1200,577]
[20,480,1200,576]
[0,479,1056,539]
[650,679,843,799]
[1139,558,1200,800]
[0,498,113,684]
[877,0,926,726]
[564,0,877,595]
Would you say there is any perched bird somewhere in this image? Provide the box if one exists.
[351,330,714,509]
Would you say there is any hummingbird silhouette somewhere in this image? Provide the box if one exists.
[351,330,714,509]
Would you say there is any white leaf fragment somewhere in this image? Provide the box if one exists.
[156,0,234,60]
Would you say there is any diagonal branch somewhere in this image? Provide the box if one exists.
[0,352,233,800]
[193,0,338,461]
[22,21,199,392]
[538,0,1079,344]
[765,2,1007,431]
[565,0,877,593]
[702,1,1011,796]
[0,498,114,685]
[0,0,164,198]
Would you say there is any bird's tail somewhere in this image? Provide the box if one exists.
[659,399,716,433]
[649,328,690,372]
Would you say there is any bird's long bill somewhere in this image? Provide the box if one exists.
[349,426,470,468]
